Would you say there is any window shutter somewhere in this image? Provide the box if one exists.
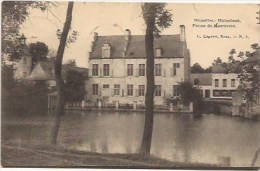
[121,89,124,97]
[170,68,173,77]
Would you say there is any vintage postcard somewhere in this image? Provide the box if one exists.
[1,1,260,169]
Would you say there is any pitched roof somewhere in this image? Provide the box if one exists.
[91,34,185,58]
[190,73,212,86]
[28,61,88,81]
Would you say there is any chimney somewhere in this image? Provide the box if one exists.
[93,32,98,42]
[123,29,131,57]
[125,29,131,40]
[180,25,186,42]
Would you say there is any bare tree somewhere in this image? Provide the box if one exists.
[50,2,74,145]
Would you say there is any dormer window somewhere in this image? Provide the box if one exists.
[102,42,111,58]
[155,48,162,57]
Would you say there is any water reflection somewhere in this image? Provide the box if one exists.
[2,111,260,166]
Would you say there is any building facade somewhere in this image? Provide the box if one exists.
[85,25,191,105]
[190,64,240,100]
[13,34,33,79]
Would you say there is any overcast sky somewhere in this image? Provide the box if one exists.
[20,2,260,68]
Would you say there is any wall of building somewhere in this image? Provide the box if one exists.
[14,55,32,79]
[211,73,239,99]
[85,57,186,105]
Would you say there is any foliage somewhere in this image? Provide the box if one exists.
[227,44,259,102]
[212,57,223,66]
[1,1,53,59]
[178,81,197,106]
[56,30,79,46]
[141,3,173,38]
[191,63,205,73]
[64,69,87,103]
[30,41,49,68]
[2,61,48,115]
[64,59,77,67]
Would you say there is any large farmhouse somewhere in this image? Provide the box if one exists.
[85,25,191,105]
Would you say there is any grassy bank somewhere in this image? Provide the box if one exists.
[1,142,218,168]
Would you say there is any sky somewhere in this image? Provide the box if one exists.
[20,2,260,68]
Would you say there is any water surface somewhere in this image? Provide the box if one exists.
[2,111,260,167]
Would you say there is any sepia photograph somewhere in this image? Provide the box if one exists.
[1,1,260,169]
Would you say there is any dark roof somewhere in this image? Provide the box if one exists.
[190,73,212,86]
[39,61,55,79]
[91,34,185,58]
[20,34,26,39]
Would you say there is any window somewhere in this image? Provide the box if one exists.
[114,84,120,96]
[139,64,145,76]
[103,64,110,76]
[127,84,133,96]
[102,43,111,58]
[173,63,180,76]
[173,85,180,96]
[92,64,99,76]
[231,79,236,87]
[215,79,219,87]
[155,64,161,76]
[127,64,133,76]
[155,85,161,96]
[155,48,162,57]
[139,85,145,96]
[103,84,109,88]
[93,84,99,95]
[223,79,227,87]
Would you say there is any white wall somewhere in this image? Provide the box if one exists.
[86,57,186,105]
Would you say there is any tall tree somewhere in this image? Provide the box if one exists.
[190,63,206,73]
[29,41,49,69]
[140,3,172,157]
[64,69,87,103]
[50,2,74,145]
[228,44,260,102]
[1,1,52,59]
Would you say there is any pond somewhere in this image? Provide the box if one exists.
[2,111,260,167]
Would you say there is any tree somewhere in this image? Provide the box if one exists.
[64,59,77,67]
[140,3,172,157]
[29,42,49,69]
[1,1,53,59]
[229,44,260,102]
[190,63,206,73]
[64,69,87,103]
[50,2,74,145]
[179,81,202,113]
[212,57,223,66]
